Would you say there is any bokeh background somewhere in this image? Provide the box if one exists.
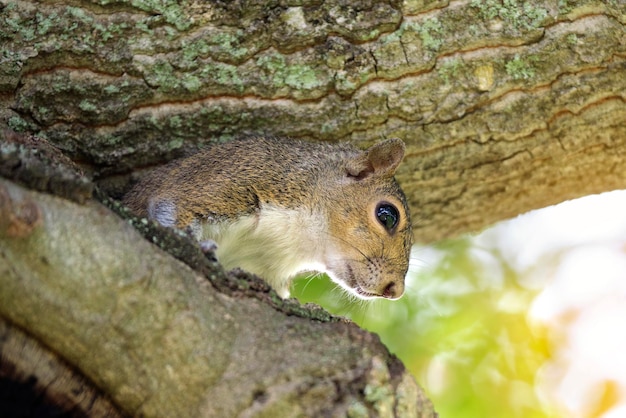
[293,190,626,418]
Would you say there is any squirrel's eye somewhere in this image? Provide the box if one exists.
[376,203,399,231]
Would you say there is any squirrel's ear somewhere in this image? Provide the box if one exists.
[346,138,406,179]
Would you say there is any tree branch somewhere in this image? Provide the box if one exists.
[0,178,435,416]
[2,1,624,242]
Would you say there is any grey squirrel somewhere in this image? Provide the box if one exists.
[123,137,412,299]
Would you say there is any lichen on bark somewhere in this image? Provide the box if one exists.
[1,0,623,242]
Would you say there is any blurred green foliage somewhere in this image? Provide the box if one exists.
[292,237,553,418]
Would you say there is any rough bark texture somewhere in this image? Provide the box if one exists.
[0,317,124,418]
[1,0,624,242]
[0,0,624,416]
[0,178,434,417]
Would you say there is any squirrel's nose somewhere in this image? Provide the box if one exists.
[382,280,404,299]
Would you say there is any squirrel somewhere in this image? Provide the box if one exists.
[123,137,412,300]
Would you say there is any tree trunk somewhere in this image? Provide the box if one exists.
[0,0,624,416]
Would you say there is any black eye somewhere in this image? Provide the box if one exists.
[376,203,399,231]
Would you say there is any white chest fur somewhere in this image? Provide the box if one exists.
[199,205,330,298]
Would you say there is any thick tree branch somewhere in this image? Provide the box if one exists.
[1,0,624,242]
[0,178,434,417]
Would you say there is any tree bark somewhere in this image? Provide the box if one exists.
[0,0,624,416]
[2,0,623,242]
[0,177,433,417]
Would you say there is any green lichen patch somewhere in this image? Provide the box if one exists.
[141,45,333,100]
[399,18,445,53]
[285,64,325,90]
[128,0,191,31]
[6,116,35,133]
[419,18,445,52]
[370,11,456,80]
[252,51,332,99]
[470,0,550,33]
[256,53,289,87]
[505,54,538,80]
[208,30,251,61]
[438,57,465,84]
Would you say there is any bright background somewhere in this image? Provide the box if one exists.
[292,190,626,418]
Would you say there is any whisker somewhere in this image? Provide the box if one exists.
[351,301,368,324]
[300,272,320,294]
[409,214,426,229]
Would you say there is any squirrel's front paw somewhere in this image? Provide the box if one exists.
[199,239,218,260]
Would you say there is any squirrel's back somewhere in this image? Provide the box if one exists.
[124,137,360,222]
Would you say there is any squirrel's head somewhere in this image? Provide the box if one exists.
[324,138,412,300]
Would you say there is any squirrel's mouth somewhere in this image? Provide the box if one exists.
[345,265,379,299]
[355,287,378,298]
